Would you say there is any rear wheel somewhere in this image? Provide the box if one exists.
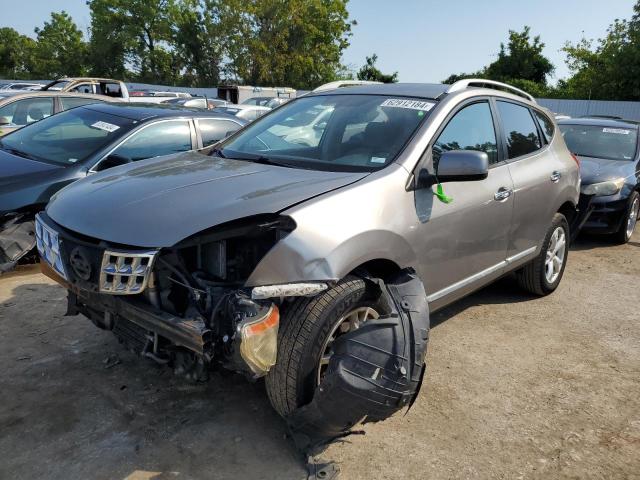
[517,213,569,296]
[613,191,639,244]
[265,277,385,417]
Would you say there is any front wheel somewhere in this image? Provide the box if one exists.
[265,277,385,417]
[613,191,639,244]
[517,213,569,296]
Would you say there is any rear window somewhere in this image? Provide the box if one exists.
[496,101,542,158]
[559,124,638,161]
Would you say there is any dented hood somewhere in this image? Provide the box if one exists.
[46,151,367,247]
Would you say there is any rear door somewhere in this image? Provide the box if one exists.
[414,98,515,309]
[495,100,563,257]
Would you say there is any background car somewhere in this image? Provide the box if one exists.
[0,82,44,91]
[0,91,118,136]
[161,97,229,110]
[242,96,273,106]
[559,117,640,243]
[214,104,271,122]
[0,103,247,271]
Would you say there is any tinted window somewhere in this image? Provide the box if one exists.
[533,110,554,143]
[222,94,433,171]
[112,120,192,161]
[433,102,498,166]
[60,97,104,110]
[199,119,242,147]
[497,101,542,158]
[559,124,638,161]
[0,107,135,166]
[0,97,53,126]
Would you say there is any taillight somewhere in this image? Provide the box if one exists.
[570,153,580,169]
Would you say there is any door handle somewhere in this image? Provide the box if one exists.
[550,171,561,183]
[494,188,512,201]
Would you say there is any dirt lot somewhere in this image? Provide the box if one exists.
[1,232,638,480]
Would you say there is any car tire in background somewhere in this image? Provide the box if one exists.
[517,213,569,296]
[265,276,386,417]
[613,191,639,244]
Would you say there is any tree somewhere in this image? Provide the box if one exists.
[484,26,554,84]
[31,12,88,78]
[0,28,36,79]
[171,0,227,87]
[441,26,554,92]
[223,0,355,89]
[87,0,130,79]
[87,0,178,84]
[356,54,398,83]
[561,1,640,100]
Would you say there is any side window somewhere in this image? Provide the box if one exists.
[0,97,54,126]
[496,101,542,158]
[70,83,94,94]
[433,101,498,166]
[533,110,554,143]
[112,120,192,161]
[199,119,242,147]
[60,97,104,110]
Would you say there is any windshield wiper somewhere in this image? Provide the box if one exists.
[209,147,226,158]
[0,145,37,160]
[226,154,294,168]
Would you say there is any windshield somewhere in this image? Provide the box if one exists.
[0,107,136,166]
[221,94,434,171]
[560,124,638,161]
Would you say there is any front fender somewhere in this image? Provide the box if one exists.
[245,229,417,287]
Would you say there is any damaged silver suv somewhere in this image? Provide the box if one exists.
[37,80,579,439]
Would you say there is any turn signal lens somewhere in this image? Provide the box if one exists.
[571,153,580,168]
[239,304,279,376]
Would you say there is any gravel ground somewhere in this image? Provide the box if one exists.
[0,232,638,480]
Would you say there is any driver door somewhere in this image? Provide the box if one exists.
[413,99,514,310]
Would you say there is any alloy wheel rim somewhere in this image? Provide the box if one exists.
[316,306,379,385]
[545,227,566,284]
[626,197,639,239]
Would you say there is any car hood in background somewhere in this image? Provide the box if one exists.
[47,151,368,247]
[578,156,637,185]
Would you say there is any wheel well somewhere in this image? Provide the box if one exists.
[558,201,577,225]
[351,258,403,281]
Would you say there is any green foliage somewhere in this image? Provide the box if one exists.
[356,54,398,83]
[560,2,640,100]
[484,26,554,84]
[0,28,36,79]
[442,26,554,93]
[32,12,88,78]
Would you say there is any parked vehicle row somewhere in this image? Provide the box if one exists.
[0,103,246,271]
[1,78,636,447]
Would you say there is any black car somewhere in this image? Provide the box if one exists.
[0,103,247,271]
[559,117,640,243]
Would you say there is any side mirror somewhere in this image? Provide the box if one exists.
[95,153,131,172]
[418,150,489,188]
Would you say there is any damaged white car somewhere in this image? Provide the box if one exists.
[36,80,580,442]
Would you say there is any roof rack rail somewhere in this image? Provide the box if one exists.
[446,79,536,103]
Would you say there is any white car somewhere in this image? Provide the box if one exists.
[215,104,271,122]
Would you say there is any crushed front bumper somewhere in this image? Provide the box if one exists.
[0,214,36,273]
[578,194,629,235]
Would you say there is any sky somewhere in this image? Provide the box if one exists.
[1,0,636,84]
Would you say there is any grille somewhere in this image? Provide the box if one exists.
[99,249,158,294]
[35,214,68,280]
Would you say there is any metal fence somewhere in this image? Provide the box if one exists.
[537,98,640,121]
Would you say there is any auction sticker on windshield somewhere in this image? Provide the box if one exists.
[91,121,120,133]
[381,99,435,111]
[603,128,632,135]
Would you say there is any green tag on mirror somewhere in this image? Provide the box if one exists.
[435,183,453,203]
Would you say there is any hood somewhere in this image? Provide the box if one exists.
[47,151,368,247]
[578,156,637,185]
[0,150,73,215]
